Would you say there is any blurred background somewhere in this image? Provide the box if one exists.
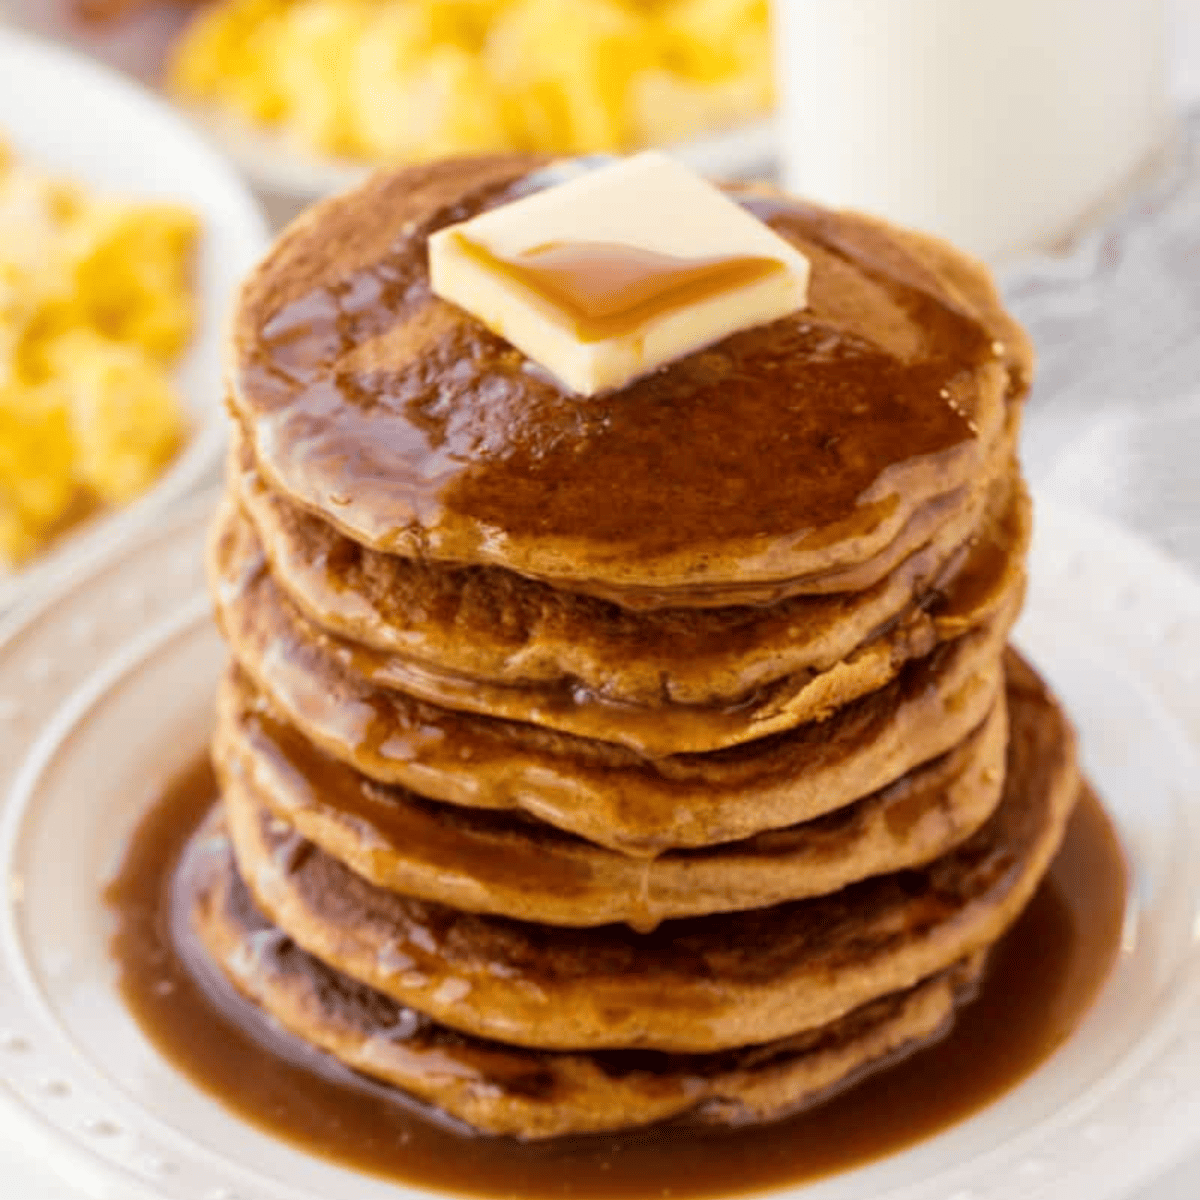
[0,0,1198,576]
[2,0,1194,248]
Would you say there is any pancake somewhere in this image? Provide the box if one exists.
[215,542,1015,852]
[228,155,1030,602]
[213,492,1025,759]
[234,429,1021,706]
[187,828,984,1137]
[219,653,1077,1053]
[216,671,1007,927]
[226,463,1028,757]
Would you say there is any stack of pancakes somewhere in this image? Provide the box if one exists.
[192,156,1080,1139]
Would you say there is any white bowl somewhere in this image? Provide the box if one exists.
[0,25,269,610]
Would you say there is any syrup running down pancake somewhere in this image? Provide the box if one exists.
[214,671,1009,926]
[221,440,1029,755]
[184,655,1077,1134]
[210,655,1075,1056]
[228,156,1030,602]
[109,153,1121,1167]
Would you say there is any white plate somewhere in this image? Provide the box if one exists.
[0,494,1199,1200]
[0,27,269,610]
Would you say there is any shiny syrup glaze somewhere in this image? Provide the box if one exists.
[215,468,1021,763]
[226,693,997,896]
[228,701,600,900]
[213,557,1011,859]
[235,163,999,560]
[106,757,1124,1200]
[450,236,786,342]
[208,670,1006,941]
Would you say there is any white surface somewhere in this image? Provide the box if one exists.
[0,26,269,611]
[0,495,1198,1200]
[773,0,1170,262]
[1007,93,1200,1200]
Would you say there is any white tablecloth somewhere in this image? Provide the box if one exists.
[2,2,1200,1197]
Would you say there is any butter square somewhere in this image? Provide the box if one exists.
[428,152,810,395]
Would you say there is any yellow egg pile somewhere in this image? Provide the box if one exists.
[169,0,771,161]
[0,138,198,565]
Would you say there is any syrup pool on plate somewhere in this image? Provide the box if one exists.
[106,756,1126,1200]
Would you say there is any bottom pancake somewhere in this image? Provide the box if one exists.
[184,825,983,1139]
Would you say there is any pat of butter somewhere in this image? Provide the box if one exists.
[428,152,810,395]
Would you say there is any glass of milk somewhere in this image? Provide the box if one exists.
[772,0,1170,263]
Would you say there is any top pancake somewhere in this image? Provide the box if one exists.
[231,426,1026,722]
[229,156,1031,600]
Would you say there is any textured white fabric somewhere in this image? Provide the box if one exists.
[1008,122,1200,576]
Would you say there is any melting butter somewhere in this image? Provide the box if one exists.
[453,236,785,344]
[428,152,810,394]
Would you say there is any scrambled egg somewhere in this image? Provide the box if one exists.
[0,138,197,566]
[169,0,772,160]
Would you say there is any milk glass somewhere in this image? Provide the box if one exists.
[773,0,1170,262]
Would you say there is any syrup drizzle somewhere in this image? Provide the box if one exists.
[106,758,1124,1200]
